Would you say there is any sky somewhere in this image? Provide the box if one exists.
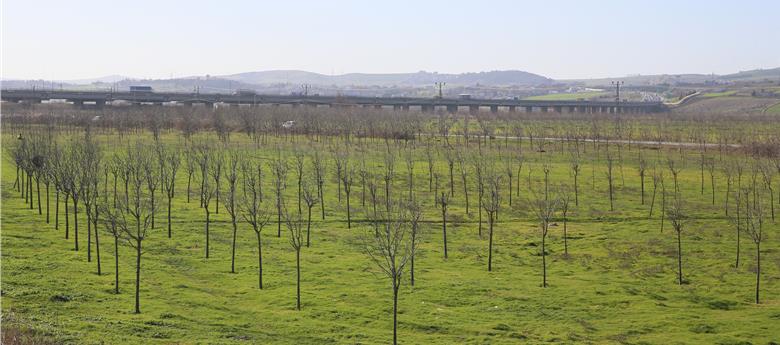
[2,0,779,81]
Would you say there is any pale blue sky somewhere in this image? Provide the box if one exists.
[3,0,779,80]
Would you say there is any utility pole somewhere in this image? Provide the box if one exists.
[611,81,624,103]
[301,84,311,97]
[611,80,624,113]
[435,82,446,98]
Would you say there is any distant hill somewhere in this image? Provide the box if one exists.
[219,70,554,87]
[564,67,780,87]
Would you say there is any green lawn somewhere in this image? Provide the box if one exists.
[2,132,779,344]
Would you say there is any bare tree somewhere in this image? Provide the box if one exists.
[638,151,647,205]
[438,191,450,259]
[570,152,581,206]
[240,160,271,289]
[383,150,395,212]
[201,151,216,259]
[184,146,196,204]
[482,173,500,271]
[342,158,353,229]
[759,160,775,220]
[667,194,686,285]
[363,204,414,345]
[606,152,616,211]
[225,151,240,273]
[728,190,743,268]
[445,147,455,197]
[560,187,572,256]
[159,146,181,238]
[102,144,155,314]
[407,199,422,286]
[404,146,414,201]
[312,150,326,220]
[302,178,319,247]
[529,182,558,288]
[294,149,305,214]
[285,209,305,310]
[743,189,765,304]
[271,154,289,237]
[142,146,160,229]
[456,149,470,215]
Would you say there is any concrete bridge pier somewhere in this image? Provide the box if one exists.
[540,106,549,113]
[553,106,563,113]
[402,105,410,111]
[508,105,516,112]
[374,104,382,109]
[469,105,479,114]
[525,106,533,113]
[489,105,498,113]
[446,105,458,113]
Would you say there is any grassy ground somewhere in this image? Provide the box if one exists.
[2,132,779,344]
[765,102,780,114]
[700,91,738,98]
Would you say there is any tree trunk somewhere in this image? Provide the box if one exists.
[346,190,351,229]
[73,196,79,250]
[56,190,60,230]
[167,196,172,238]
[442,209,448,259]
[277,196,282,237]
[306,207,312,247]
[563,216,569,255]
[187,173,192,203]
[36,178,42,214]
[135,239,142,314]
[95,207,101,275]
[256,231,263,289]
[231,219,237,273]
[114,235,120,294]
[542,231,547,287]
[45,183,50,223]
[677,230,683,285]
[65,196,69,239]
[488,217,494,271]
[205,209,210,258]
[393,283,399,345]
[88,207,92,262]
[574,174,579,206]
[319,183,325,220]
[755,243,760,304]
[296,249,301,310]
[151,190,155,229]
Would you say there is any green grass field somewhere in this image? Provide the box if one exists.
[766,103,780,114]
[2,132,779,344]
[700,91,738,98]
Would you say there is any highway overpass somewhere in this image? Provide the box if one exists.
[1,89,667,114]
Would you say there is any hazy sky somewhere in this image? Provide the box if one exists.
[3,0,779,80]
